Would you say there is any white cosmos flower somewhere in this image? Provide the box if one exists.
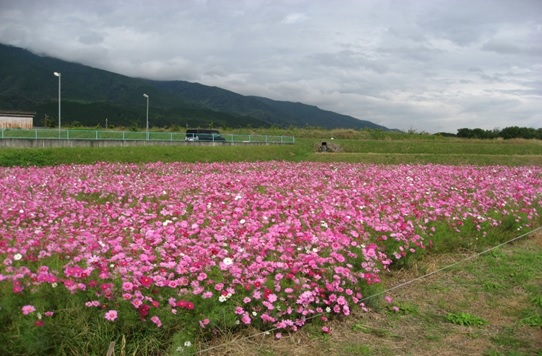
[13,253,22,261]
[223,257,233,266]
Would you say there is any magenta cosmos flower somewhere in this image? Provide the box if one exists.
[104,310,118,321]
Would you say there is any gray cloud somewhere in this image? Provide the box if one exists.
[78,32,104,45]
[0,0,540,133]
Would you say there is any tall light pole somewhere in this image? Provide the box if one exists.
[143,93,149,140]
[53,72,61,137]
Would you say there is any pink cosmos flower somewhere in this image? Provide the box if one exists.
[13,281,24,293]
[131,299,143,308]
[104,310,118,321]
[85,300,101,308]
[150,315,162,327]
[241,313,251,325]
[22,305,36,315]
[2,161,540,340]
[385,295,393,303]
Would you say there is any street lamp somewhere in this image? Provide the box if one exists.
[143,93,149,140]
[53,72,61,137]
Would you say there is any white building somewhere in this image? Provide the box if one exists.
[0,112,34,129]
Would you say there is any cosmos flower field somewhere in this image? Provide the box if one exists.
[1,161,541,343]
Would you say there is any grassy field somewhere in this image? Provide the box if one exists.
[1,128,542,167]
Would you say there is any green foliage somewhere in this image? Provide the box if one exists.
[358,283,386,310]
[519,315,542,327]
[445,312,486,327]
[530,296,542,308]
[0,275,199,355]
[389,302,418,315]
[352,323,390,337]
[457,126,542,139]
[167,332,198,355]
[483,282,503,291]
[0,149,56,167]
[339,342,373,355]
[517,294,542,328]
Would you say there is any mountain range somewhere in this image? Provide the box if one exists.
[0,43,390,130]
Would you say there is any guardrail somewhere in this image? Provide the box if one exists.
[0,128,295,144]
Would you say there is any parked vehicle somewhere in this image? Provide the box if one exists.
[185,129,226,142]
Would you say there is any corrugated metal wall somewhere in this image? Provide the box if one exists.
[0,116,33,129]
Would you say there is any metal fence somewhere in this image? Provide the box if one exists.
[0,128,295,144]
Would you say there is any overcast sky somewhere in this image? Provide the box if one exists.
[1,0,541,133]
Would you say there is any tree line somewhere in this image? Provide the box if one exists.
[456,126,542,140]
